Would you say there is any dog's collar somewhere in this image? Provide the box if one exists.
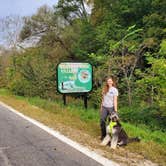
[109,121,117,130]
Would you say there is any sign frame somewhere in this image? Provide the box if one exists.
[56,61,93,94]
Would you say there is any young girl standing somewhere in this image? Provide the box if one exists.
[100,77,118,140]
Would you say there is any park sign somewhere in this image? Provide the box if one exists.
[57,62,93,93]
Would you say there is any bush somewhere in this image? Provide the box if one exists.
[9,78,33,96]
[89,88,102,108]
[6,48,57,99]
[119,105,166,132]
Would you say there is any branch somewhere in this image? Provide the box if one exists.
[129,44,147,79]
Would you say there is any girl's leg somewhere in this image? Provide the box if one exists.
[100,106,109,140]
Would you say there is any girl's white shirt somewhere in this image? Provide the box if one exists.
[102,87,118,108]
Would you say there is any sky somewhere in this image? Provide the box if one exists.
[0,0,58,46]
[0,0,58,18]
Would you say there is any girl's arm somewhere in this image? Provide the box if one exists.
[100,97,103,114]
[113,96,118,112]
[100,92,104,114]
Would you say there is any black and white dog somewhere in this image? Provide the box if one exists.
[100,112,140,149]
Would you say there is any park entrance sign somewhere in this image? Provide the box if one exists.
[57,62,93,94]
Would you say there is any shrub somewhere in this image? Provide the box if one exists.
[119,105,166,132]
[89,88,102,108]
[9,78,33,96]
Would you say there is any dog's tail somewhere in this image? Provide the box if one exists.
[127,137,140,144]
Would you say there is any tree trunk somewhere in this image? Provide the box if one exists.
[126,79,132,106]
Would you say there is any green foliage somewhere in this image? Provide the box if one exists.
[135,53,166,109]
[159,39,166,57]
[122,122,166,145]
[9,77,39,97]
[19,5,55,41]
[7,48,56,99]
[55,0,88,22]
[73,22,103,59]
[89,87,102,108]
[119,106,166,132]
[19,24,32,41]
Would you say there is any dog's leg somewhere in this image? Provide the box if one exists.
[117,128,128,146]
[100,134,111,146]
[110,128,119,149]
[100,126,111,146]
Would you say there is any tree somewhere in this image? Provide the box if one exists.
[72,21,102,60]
[136,54,166,112]
[7,47,56,98]
[0,15,23,49]
[136,39,166,108]
[20,5,78,59]
[106,25,145,106]
[19,5,55,41]
[55,0,89,25]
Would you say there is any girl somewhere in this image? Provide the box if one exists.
[100,77,118,140]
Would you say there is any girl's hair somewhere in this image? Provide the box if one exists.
[102,77,117,95]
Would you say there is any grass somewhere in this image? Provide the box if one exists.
[0,88,166,165]
[123,123,166,145]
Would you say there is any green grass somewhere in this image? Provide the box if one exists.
[122,122,166,145]
[0,88,11,95]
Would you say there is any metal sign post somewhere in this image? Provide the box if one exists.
[57,62,93,108]
[84,93,88,109]
[63,94,66,106]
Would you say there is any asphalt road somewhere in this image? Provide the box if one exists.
[0,104,103,166]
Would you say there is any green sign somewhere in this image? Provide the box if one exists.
[57,62,93,93]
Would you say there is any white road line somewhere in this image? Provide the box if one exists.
[0,101,119,166]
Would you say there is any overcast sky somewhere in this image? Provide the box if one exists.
[0,0,58,46]
[0,0,58,18]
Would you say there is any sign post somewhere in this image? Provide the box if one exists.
[57,62,93,108]
[84,93,88,109]
[63,94,66,106]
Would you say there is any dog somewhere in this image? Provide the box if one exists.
[100,112,140,149]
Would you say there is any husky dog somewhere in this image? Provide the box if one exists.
[100,112,140,149]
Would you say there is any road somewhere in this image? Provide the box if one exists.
[0,104,105,166]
